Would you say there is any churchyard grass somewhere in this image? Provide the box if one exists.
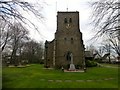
[101,63,119,67]
[2,64,118,88]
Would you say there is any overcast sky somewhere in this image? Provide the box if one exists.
[28,0,96,46]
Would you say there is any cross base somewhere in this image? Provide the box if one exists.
[69,64,76,71]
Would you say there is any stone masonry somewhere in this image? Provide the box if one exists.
[45,11,85,69]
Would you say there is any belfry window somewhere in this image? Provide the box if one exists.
[64,18,67,23]
[71,38,73,44]
[69,18,72,23]
[64,38,67,40]
[64,38,67,43]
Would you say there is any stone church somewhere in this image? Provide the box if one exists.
[45,11,85,70]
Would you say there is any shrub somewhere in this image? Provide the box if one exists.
[75,65,81,69]
[86,60,97,67]
[95,59,103,63]
[54,65,62,69]
[55,64,70,70]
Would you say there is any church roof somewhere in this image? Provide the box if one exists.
[57,11,79,13]
[85,51,93,58]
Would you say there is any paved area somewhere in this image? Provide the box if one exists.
[98,64,119,68]
[64,70,84,72]
[39,78,115,82]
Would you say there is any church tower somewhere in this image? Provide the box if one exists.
[45,11,85,70]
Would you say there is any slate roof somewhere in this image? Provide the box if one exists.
[85,51,93,58]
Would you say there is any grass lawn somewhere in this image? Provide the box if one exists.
[2,64,119,88]
[0,66,2,89]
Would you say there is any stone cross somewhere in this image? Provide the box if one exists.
[69,53,76,71]
[70,53,73,64]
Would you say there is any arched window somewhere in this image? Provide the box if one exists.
[71,38,73,44]
[66,51,71,61]
[64,38,67,40]
[69,18,72,23]
[64,38,67,44]
[64,18,67,23]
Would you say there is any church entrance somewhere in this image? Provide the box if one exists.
[66,51,72,61]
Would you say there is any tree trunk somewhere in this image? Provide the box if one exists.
[10,43,18,66]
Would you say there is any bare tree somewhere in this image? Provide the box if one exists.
[9,23,29,65]
[108,34,120,56]
[21,40,44,64]
[0,0,45,29]
[1,22,29,66]
[0,20,12,52]
[96,46,104,58]
[92,44,111,63]
[86,45,97,54]
[90,0,120,38]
